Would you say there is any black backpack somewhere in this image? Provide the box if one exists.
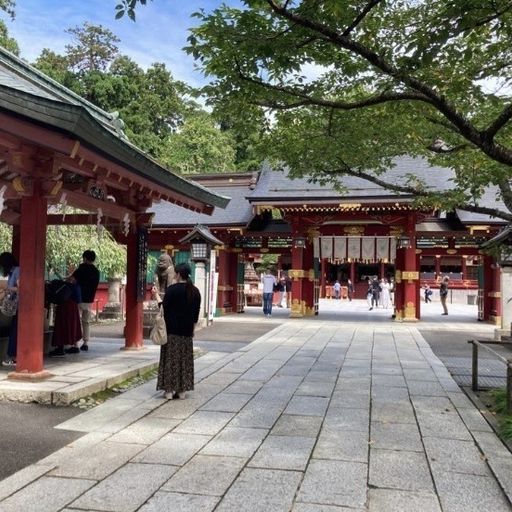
[45,279,72,305]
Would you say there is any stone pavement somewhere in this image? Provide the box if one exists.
[1,309,512,511]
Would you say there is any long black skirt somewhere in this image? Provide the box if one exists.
[156,334,194,393]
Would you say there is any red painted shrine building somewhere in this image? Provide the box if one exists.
[0,48,228,378]
[149,159,506,325]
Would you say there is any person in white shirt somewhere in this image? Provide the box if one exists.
[261,269,277,317]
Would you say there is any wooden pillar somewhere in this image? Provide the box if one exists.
[9,191,50,379]
[435,255,441,279]
[216,248,230,315]
[11,225,20,261]
[320,258,326,298]
[124,229,144,349]
[402,218,419,322]
[290,243,304,318]
[481,255,493,322]
[350,261,356,297]
[461,256,467,281]
[394,247,405,320]
[302,240,315,316]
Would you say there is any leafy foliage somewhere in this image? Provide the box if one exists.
[115,0,151,21]
[0,0,14,19]
[161,112,237,174]
[186,0,512,221]
[0,19,18,54]
[65,22,120,73]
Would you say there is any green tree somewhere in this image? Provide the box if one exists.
[33,49,77,90]
[46,225,126,279]
[185,0,512,222]
[162,112,237,174]
[0,19,18,54]
[0,0,15,19]
[65,22,120,73]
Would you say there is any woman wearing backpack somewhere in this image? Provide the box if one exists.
[0,252,19,366]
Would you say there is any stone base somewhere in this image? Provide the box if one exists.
[99,302,122,320]
[120,345,146,351]
[7,369,53,381]
[494,328,512,341]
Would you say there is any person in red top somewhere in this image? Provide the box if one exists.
[69,250,100,352]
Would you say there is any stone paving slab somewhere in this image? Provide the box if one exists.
[1,318,512,512]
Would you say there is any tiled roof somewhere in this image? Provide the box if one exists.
[0,47,229,212]
[150,185,252,226]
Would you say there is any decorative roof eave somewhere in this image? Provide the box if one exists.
[179,224,224,246]
[253,201,421,215]
[0,86,230,214]
[248,196,416,205]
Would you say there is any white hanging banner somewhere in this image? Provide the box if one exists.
[313,237,320,259]
[361,237,375,262]
[376,237,390,261]
[321,237,333,260]
[333,237,347,261]
[390,237,397,261]
[347,237,361,260]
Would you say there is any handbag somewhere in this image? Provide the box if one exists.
[150,306,167,346]
[0,291,18,317]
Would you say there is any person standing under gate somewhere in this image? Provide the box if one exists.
[69,250,100,352]
[439,276,450,315]
[261,268,276,317]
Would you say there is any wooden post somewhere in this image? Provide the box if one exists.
[9,189,50,379]
[471,341,478,391]
[124,228,144,349]
[507,363,512,414]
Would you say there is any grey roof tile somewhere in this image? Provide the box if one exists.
[150,185,250,226]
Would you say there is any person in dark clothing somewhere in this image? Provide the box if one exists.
[0,252,19,366]
[369,277,381,310]
[69,250,100,352]
[157,262,201,400]
[48,282,82,357]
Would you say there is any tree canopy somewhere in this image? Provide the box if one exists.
[184,0,512,222]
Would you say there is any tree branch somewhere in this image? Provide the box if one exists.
[483,104,512,141]
[342,0,385,37]
[263,0,512,167]
[235,64,430,110]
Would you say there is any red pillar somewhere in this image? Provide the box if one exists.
[482,255,494,322]
[10,191,50,379]
[290,243,304,318]
[394,247,405,320]
[125,229,144,349]
[350,261,356,298]
[302,241,315,316]
[402,224,419,322]
[320,258,326,298]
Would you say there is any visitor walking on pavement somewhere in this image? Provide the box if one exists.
[69,250,100,352]
[439,276,450,315]
[261,268,276,317]
[333,280,341,299]
[424,284,433,303]
[157,263,201,400]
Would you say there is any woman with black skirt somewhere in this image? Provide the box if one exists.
[157,263,201,400]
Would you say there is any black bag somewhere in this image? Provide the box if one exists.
[45,280,72,305]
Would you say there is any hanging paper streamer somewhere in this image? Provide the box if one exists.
[361,237,375,262]
[333,237,347,261]
[60,192,68,221]
[313,237,320,259]
[390,237,397,261]
[376,237,390,261]
[122,212,130,236]
[321,236,333,261]
[347,237,361,260]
